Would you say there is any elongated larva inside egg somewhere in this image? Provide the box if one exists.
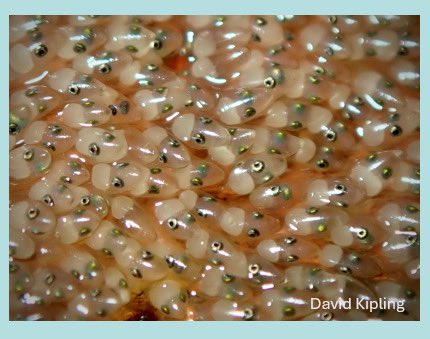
[9,15,419,321]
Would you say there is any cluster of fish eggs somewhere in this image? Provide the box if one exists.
[9,15,420,321]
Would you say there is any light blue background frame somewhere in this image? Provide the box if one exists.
[1,1,427,338]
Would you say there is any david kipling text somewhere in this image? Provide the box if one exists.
[310,297,405,313]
